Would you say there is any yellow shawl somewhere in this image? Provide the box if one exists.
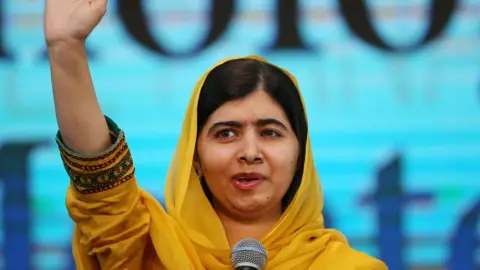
[65,55,388,269]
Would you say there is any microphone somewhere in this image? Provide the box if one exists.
[230,238,267,270]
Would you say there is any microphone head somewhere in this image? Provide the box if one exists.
[230,238,267,270]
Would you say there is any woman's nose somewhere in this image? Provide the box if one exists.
[237,134,262,165]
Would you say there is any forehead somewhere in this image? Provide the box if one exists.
[207,90,288,122]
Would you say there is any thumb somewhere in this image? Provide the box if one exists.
[90,0,108,14]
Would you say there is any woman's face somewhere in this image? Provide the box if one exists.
[195,90,300,220]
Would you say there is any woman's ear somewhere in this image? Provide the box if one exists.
[193,152,203,176]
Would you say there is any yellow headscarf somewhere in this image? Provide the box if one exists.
[138,55,388,269]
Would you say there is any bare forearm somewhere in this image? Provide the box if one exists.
[48,41,111,154]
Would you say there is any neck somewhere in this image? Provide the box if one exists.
[214,204,282,248]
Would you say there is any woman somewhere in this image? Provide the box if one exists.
[45,0,388,269]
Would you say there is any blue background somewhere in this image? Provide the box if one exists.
[0,0,479,269]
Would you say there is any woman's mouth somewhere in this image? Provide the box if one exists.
[232,173,265,190]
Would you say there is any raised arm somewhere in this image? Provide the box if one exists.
[44,1,159,269]
[45,0,110,154]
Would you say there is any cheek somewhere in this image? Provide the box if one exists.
[269,144,299,177]
[198,144,235,176]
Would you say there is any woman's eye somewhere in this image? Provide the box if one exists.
[215,130,235,138]
[262,130,280,137]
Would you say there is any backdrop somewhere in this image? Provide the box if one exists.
[0,0,479,269]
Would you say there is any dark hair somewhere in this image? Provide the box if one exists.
[197,58,307,210]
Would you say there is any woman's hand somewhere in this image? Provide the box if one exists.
[44,0,107,46]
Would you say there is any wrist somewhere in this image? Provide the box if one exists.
[47,39,86,57]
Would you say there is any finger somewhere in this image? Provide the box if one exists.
[91,0,108,9]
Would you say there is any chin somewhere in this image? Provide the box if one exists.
[233,202,264,213]
[230,196,275,214]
